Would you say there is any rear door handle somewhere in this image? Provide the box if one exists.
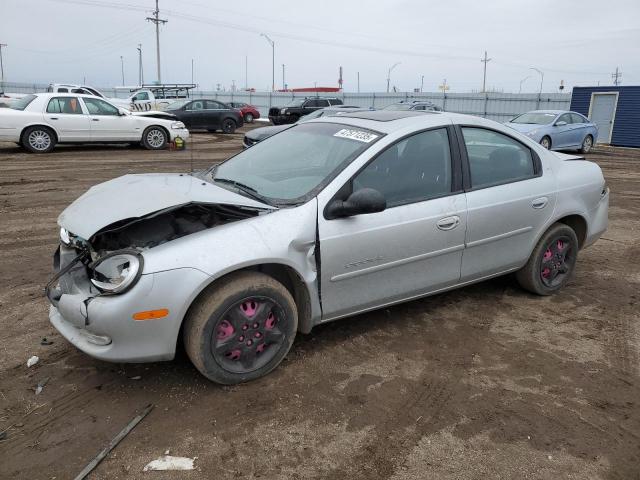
[49,117,58,120]
[92,118,100,122]
[532,197,548,209]
[437,215,460,231]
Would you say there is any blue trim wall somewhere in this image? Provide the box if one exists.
[571,86,640,148]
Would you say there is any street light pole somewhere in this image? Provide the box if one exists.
[530,67,544,94]
[386,62,400,93]
[120,56,124,86]
[420,75,424,93]
[282,63,285,91]
[137,44,143,86]
[260,33,275,92]
[518,75,531,94]
[0,43,7,93]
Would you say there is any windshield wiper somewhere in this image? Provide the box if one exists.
[213,178,273,206]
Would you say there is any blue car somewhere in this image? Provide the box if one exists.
[504,110,598,153]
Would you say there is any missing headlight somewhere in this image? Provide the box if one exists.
[89,250,143,294]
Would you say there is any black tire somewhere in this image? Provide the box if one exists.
[516,223,579,295]
[184,271,298,384]
[141,126,168,150]
[580,134,593,154]
[221,118,236,134]
[244,113,254,123]
[22,126,56,153]
[540,136,552,150]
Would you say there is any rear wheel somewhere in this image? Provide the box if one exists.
[141,126,168,150]
[22,126,56,153]
[184,271,297,384]
[580,135,593,154]
[540,136,552,150]
[221,118,236,134]
[516,223,579,295]
[244,113,254,123]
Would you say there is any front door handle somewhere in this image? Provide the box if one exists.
[437,216,460,231]
[92,118,100,122]
[532,197,548,209]
[49,117,58,120]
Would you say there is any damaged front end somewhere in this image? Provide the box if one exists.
[46,202,264,347]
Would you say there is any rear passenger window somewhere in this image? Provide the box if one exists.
[461,128,535,189]
[570,113,585,124]
[316,99,330,107]
[353,128,452,207]
[47,97,83,114]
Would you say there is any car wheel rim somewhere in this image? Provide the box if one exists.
[245,114,253,122]
[541,138,550,149]
[223,121,233,133]
[212,297,286,373]
[28,130,51,151]
[540,235,573,288]
[146,129,165,148]
[583,137,592,152]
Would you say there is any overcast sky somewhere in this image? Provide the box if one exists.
[2,0,639,93]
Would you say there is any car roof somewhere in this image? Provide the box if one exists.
[526,110,565,114]
[32,92,105,99]
[310,110,484,134]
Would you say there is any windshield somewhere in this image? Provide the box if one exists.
[209,122,382,204]
[285,99,305,107]
[166,100,190,110]
[510,112,557,124]
[383,103,412,110]
[10,95,37,111]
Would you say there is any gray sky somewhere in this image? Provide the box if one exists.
[2,0,639,92]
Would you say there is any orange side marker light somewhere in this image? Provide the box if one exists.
[133,309,169,321]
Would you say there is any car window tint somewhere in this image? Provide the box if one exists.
[206,100,225,109]
[570,113,585,124]
[557,113,572,124]
[317,99,330,107]
[353,128,452,207]
[47,97,84,114]
[462,128,534,189]
[134,92,149,101]
[188,101,204,111]
[57,88,68,93]
[304,100,318,108]
[83,97,119,116]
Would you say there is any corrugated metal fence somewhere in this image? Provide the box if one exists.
[3,82,570,123]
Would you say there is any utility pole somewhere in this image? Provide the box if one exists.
[191,58,194,85]
[357,71,360,94]
[282,64,285,91]
[481,51,491,93]
[120,56,125,86]
[245,55,248,90]
[146,0,167,83]
[0,43,6,92]
[137,44,144,86]
[420,75,424,93]
[612,66,622,86]
[386,62,400,93]
[260,33,275,92]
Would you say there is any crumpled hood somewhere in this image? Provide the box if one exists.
[503,122,543,134]
[58,173,275,239]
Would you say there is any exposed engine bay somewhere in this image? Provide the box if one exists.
[90,203,260,253]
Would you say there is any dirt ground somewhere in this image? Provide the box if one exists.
[0,127,638,480]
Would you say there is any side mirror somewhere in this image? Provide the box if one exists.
[326,188,386,219]
[118,107,129,116]
[555,120,567,127]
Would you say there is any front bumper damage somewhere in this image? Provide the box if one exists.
[47,244,209,363]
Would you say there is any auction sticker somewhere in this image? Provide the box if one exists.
[333,129,378,143]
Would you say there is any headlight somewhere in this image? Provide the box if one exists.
[171,121,186,129]
[60,227,71,245]
[90,251,143,294]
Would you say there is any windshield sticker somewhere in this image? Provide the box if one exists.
[334,129,378,143]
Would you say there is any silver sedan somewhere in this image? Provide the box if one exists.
[48,110,609,384]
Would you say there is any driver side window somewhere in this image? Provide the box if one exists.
[352,128,452,208]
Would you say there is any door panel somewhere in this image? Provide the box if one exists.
[590,93,617,143]
[552,113,580,148]
[45,97,90,141]
[319,194,467,319]
[81,97,137,140]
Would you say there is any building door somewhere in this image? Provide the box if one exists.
[589,93,618,144]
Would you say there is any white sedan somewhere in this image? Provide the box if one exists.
[0,93,189,153]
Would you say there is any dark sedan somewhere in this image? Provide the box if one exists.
[165,99,244,133]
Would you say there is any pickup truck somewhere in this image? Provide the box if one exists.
[268,97,343,125]
[47,84,178,112]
